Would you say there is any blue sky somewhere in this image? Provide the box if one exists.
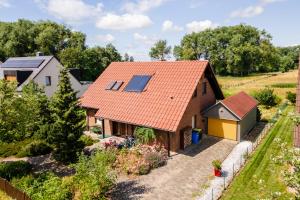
[0,0,299,60]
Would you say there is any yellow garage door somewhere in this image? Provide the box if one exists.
[208,118,237,140]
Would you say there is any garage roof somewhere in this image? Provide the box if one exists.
[222,91,258,119]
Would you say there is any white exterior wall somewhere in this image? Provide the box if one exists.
[33,58,89,97]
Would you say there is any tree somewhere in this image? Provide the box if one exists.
[149,40,171,61]
[47,67,86,163]
[123,53,134,62]
[124,53,130,61]
[0,80,20,142]
[22,81,50,139]
[174,24,279,75]
[129,56,134,62]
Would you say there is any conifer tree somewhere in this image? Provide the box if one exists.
[48,67,85,163]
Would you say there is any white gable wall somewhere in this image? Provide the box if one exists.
[31,58,88,97]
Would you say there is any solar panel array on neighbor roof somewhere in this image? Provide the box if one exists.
[2,59,45,68]
[124,75,151,92]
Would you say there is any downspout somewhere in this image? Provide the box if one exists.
[102,119,105,139]
[167,132,171,157]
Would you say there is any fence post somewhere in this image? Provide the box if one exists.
[212,188,214,200]
[232,163,235,175]
[224,176,226,189]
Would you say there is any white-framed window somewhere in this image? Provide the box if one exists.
[45,76,51,86]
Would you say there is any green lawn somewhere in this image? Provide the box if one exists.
[221,106,295,200]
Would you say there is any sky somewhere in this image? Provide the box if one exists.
[0,0,299,60]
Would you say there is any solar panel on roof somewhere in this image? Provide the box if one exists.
[112,81,123,91]
[124,75,151,92]
[105,81,116,90]
[2,59,45,68]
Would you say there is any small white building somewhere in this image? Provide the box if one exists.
[0,54,90,97]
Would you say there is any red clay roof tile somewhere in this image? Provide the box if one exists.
[222,91,258,119]
[80,61,210,132]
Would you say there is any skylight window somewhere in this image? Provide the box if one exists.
[105,81,116,90]
[124,75,151,92]
[112,81,123,90]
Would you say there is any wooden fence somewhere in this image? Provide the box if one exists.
[0,177,31,200]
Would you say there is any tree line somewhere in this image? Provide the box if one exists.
[150,24,299,75]
[0,19,133,81]
[0,20,299,78]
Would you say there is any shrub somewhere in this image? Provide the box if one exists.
[73,150,116,199]
[256,108,262,122]
[0,161,32,180]
[12,173,72,200]
[134,127,156,144]
[17,141,52,157]
[0,139,34,157]
[271,83,296,88]
[212,160,222,170]
[79,135,97,146]
[91,126,102,134]
[286,91,296,104]
[253,88,279,107]
[138,163,151,175]
[145,151,166,169]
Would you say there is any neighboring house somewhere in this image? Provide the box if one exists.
[203,92,258,141]
[81,61,224,153]
[0,54,90,97]
[294,59,300,148]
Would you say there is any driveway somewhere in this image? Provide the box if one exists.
[111,136,236,200]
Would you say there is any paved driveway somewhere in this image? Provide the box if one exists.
[111,136,236,200]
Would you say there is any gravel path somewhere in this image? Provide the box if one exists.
[111,136,236,200]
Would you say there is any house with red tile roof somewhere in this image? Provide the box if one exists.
[203,91,258,141]
[80,60,224,152]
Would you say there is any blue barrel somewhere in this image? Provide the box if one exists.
[192,130,200,144]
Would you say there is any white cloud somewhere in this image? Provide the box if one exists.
[186,20,217,33]
[0,0,10,8]
[38,0,103,23]
[162,20,183,32]
[230,6,264,18]
[96,13,152,30]
[260,0,283,5]
[122,0,167,13]
[96,34,115,43]
[230,0,283,18]
[133,33,156,46]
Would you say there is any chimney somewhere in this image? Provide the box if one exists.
[36,52,44,57]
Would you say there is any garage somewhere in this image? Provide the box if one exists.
[203,91,258,141]
[208,118,237,140]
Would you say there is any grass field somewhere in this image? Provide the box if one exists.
[217,70,298,120]
[220,106,295,200]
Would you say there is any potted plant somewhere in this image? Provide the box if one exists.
[212,160,222,177]
[91,126,102,134]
